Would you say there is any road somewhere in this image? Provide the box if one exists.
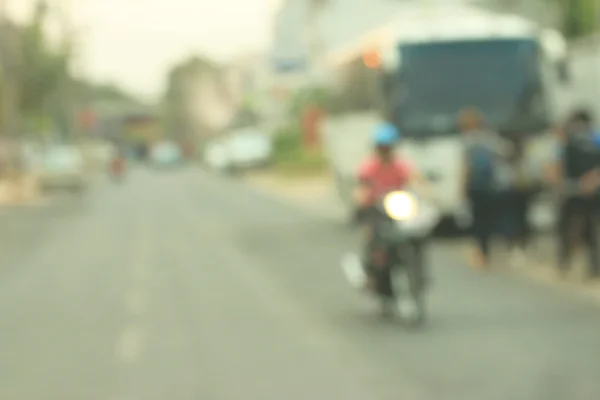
[0,166,599,400]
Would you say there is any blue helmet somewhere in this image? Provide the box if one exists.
[373,123,400,146]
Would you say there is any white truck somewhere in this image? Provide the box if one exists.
[568,33,600,124]
[322,4,572,228]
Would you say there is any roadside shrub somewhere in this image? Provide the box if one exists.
[271,123,328,176]
[272,123,302,159]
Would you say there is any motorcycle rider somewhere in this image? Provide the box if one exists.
[344,122,429,292]
[110,144,126,178]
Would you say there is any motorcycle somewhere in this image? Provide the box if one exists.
[341,190,440,327]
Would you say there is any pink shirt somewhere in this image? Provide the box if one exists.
[357,157,412,203]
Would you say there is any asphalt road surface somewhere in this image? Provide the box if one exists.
[1,166,599,400]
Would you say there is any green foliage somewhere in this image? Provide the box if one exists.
[288,86,331,118]
[274,149,329,177]
[0,0,136,136]
[266,86,332,176]
[272,123,302,156]
[271,123,328,176]
[560,0,599,38]
[18,0,71,122]
[85,83,136,103]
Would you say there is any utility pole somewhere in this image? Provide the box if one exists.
[307,0,326,84]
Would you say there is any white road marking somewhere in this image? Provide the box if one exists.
[115,217,151,364]
[111,219,152,400]
[125,287,146,315]
[130,223,151,283]
[115,324,145,364]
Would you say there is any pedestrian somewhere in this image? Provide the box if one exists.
[496,136,537,267]
[459,107,507,270]
[554,109,600,279]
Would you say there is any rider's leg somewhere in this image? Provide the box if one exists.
[467,190,494,268]
[412,238,430,288]
[361,223,378,292]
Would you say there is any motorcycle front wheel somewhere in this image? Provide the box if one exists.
[404,266,426,327]
[397,243,427,328]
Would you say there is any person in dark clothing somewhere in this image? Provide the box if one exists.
[558,197,599,277]
[459,107,507,269]
[497,137,537,266]
[554,109,600,278]
[467,190,496,265]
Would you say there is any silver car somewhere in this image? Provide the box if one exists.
[39,146,87,192]
[203,128,272,173]
[150,142,183,168]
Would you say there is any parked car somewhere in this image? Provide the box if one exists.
[204,137,230,172]
[150,141,183,168]
[21,141,45,173]
[38,146,87,193]
[204,127,272,172]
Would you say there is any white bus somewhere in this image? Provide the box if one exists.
[322,4,572,227]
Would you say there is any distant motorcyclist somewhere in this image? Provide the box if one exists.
[110,145,126,178]
[350,122,428,291]
[354,124,411,208]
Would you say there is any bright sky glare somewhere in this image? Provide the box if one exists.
[7,0,281,98]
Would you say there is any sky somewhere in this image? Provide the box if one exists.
[7,0,282,99]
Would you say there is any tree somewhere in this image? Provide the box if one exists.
[0,3,62,132]
[12,0,72,132]
[557,0,598,38]
[0,1,75,177]
[0,17,23,137]
[75,81,138,104]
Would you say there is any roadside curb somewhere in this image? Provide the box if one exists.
[459,238,600,305]
[518,262,600,303]
[513,236,600,302]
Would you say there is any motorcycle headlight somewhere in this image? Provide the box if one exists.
[383,191,417,220]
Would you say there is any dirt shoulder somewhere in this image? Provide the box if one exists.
[0,175,45,207]
[242,170,347,221]
[508,234,600,302]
